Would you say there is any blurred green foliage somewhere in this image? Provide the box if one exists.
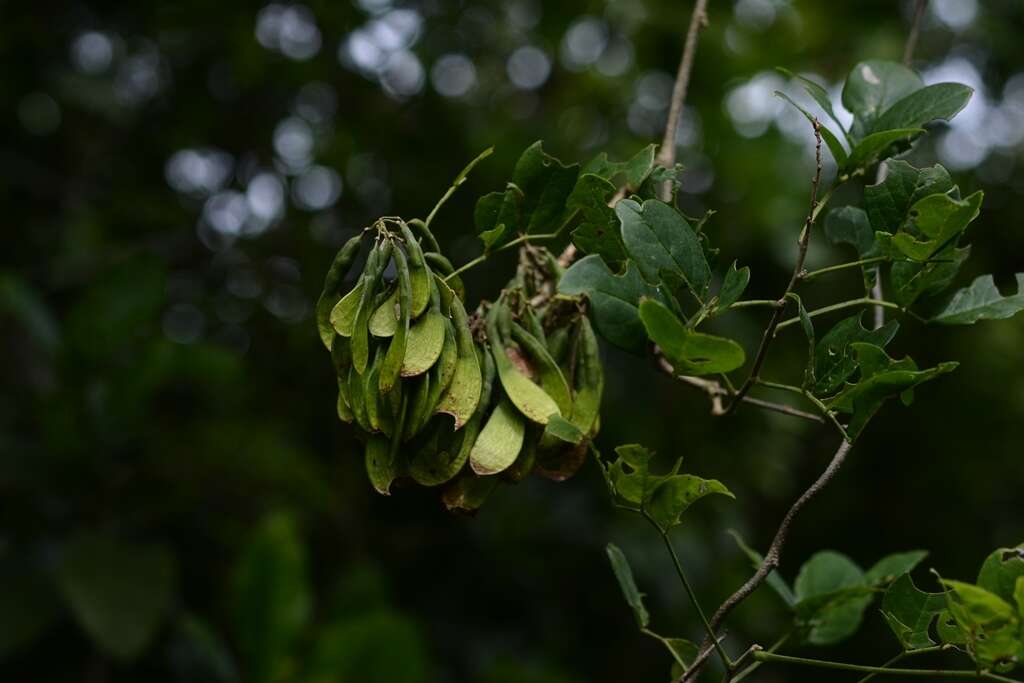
[2,1,1024,681]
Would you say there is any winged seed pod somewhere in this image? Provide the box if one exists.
[318,211,603,509]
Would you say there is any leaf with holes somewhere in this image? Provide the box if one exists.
[931,274,1024,325]
[559,255,667,352]
[639,298,745,376]
[826,343,958,440]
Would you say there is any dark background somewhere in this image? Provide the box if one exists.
[3,1,1023,681]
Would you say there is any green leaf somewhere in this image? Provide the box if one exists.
[842,61,923,138]
[639,298,745,376]
[891,190,983,261]
[843,128,925,172]
[793,552,874,645]
[714,261,750,312]
[871,83,974,133]
[568,173,627,265]
[511,140,580,235]
[617,198,711,298]
[582,144,657,190]
[474,186,523,250]
[645,474,734,533]
[599,445,732,530]
[826,343,958,440]
[795,551,865,602]
[230,512,311,683]
[727,530,796,607]
[977,545,1024,606]
[865,160,954,234]
[812,313,899,396]
[775,91,848,165]
[940,579,1024,672]
[788,293,816,388]
[542,414,584,445]
[606,543,650,628]
[56,534,177,661]
[865,551,929,585]
[931,274,1024,325]
[777,68,850,141]
[881,574,950,650]
[558,255,666,352]
[891,243,971,307]
[599,443,668,507]
[825,206,876,258]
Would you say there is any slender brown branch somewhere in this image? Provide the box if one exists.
[903,0,929,67]
[657,0,710,201]
[678,438,854,682]
[724,121,824,415]
[657,355,824,423]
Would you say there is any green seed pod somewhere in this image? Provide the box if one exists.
[409,346,494,486]
[365,433,396,495]
[402,372,432,442]
[351,240,391,374]
[368,288,399,337]
[510,322,573,416]
[441,472,501,513]
[520,306,547,346]
[486,305,561,425]
[469,396,526,476]
[434,296,482,429]
[400,308,446,377]
[399,221,431,317]
[379,248,412,394]
[424,252,465,302]
[348,364,371,433]
[330,280,364,337]
[406,218,441,254]
[316,233,363,349]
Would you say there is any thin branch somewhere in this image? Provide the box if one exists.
[855,645,948,683]
[724,121,825,415]
[649,516,732,669]
[903,0,929,67]
[678,437,854,683]
[729,633,791,683]
[657,0,711,201]
[657,355,825,423]
[801,256,890,281]
[775,297,902,331]
[752,651,1019,682]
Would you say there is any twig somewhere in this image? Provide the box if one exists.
[775,297,902,331]
[678,437,854,682]
[657,355,825,423]
[657,0,711,201]
[902,0,929,67]
[855,645,948,683]
[647,514,732,670]
[752,651,1019,682]
[724,121,825,415]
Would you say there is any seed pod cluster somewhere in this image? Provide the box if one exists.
[317,219,603,511]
